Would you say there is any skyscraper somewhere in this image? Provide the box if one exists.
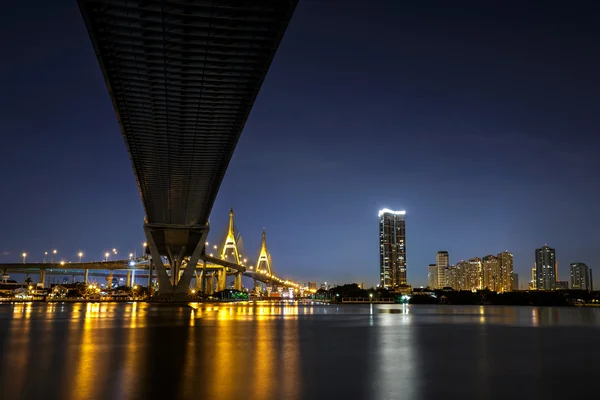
[570,262,590,290]
[378,209,406,289]
[535,245,556,290]
[446,265,457,289]
[428,264,437,289]
[465,257,482,291]
[498,251,514,292]
[482,255,500,291]
[436,251,449,288]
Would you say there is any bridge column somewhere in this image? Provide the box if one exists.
[218,268,227,292]
[195,271,203,292]
[126,270,131,287]
[200,260,207,294]
[144,222,208,296]
[84,269,89,284]
[207,274,214,295]
[106,270,113,289]
[147,260,154,291]
[39,268,46,288]
[266,286,272,297]
[234,272,242,291]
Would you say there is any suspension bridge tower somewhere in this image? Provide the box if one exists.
[256,229,273,275]
[221,208,242,264]
[215,208,243,291]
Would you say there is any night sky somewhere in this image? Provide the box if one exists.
[1,1,599,288]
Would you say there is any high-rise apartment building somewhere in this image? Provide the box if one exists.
[454,261,468,290]
[498,251,514,292]
[482,255,500,291]
[570,262,590,291]
[446,265,457,289]
[436,251,449,288]
[428,264,437,289]
[378,209,406,289]
[535,245,556,290]
[512,273,519,290]
[465,257,482,291]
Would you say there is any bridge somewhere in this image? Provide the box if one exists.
[1,208,310,297]
[75,0,299,297]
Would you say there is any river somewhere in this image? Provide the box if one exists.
[0,302,598,399]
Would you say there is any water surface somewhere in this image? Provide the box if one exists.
[0,302,599,400]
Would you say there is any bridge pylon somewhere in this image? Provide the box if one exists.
[255,229,273,276]
[220,208,242,265]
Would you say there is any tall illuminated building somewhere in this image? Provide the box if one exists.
[498,251,514,292]
[570,262,590,290]
[535,245,556,290]
[436,251,449,288]
[428,264,437,289]
[378,209,406,289]
[466,257,482,291]
[446,265,457,289]
[482,255,500,291]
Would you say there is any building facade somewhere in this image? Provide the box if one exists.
[378,209,407,289]
[446,265,457,289]
[428,264,437,289]
[512,273,519,291]
[535,245,556,290]
[482,255,500,291]
[570,262,590,290]
[498,251,514,292]
[436,251,449,288]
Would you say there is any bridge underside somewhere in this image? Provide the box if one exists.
[79,0,297,295]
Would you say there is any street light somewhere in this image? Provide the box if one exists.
[142,242,147,257]
[60,261,65,266]
[44,251,48,263]
[78,252,83,263]
[22,253,27,264]
[105,252,110,262]
[52,249,57,263]
[129,253,133,259]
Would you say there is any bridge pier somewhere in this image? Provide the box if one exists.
[234,272,242,291]
[200,260,207,294]
[39,268,46,288]
[206,274,214,295]
[147,260,154,291]
[195,270,203,292]
[106,270,113,289]
[126,270,131,287]
[144,222,208,297]
[217,268,227,292]
[84,269,89,284]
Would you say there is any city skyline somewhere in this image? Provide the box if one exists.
[1,1,599,288]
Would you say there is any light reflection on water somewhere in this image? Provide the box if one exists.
[0,303,600,400]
